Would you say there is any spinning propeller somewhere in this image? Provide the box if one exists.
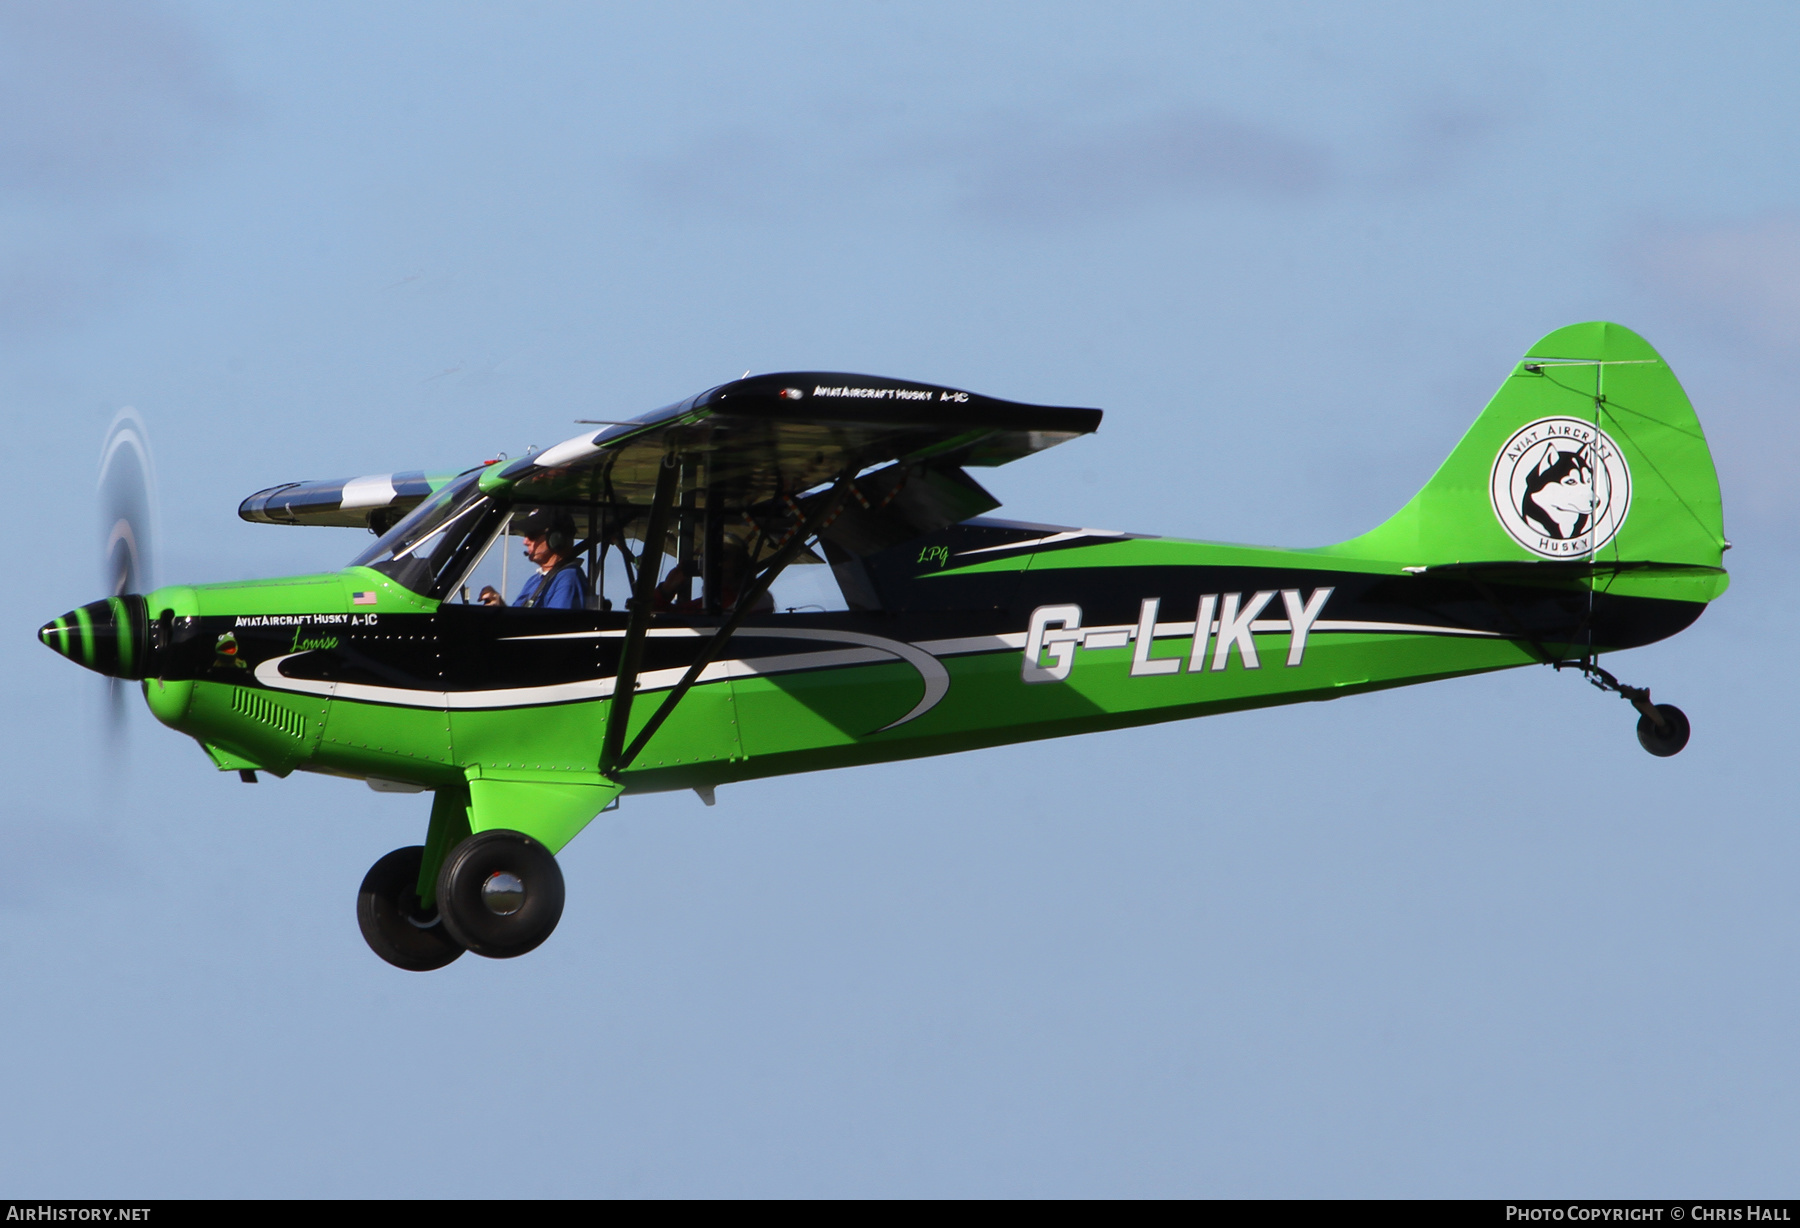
[38,409,160,742]
[101,409,157,734]
[101,408,156,603]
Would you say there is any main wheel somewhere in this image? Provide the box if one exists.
[436,829,565,959]
[1637,703,1691,757]
[357,846,465,971]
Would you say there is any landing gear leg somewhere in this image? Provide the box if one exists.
[1556,659,1691,757]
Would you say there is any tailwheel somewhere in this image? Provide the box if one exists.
[357,846,465,971]
[436,829,565,959]
[1636,703,1691,758]
[1557,659,1691,758]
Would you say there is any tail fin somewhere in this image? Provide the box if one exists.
[1331,321,1727,601]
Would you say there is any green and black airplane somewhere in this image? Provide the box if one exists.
[41,322,1728,970]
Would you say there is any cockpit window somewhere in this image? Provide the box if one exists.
[349,470,509,598]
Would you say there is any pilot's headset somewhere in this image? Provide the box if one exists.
[518,507,576,557]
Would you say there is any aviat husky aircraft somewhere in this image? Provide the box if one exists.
[41,322,1728,970]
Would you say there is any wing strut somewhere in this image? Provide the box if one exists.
[599,453,680,777]
[604,472,856,779]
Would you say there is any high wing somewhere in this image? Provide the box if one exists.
[475,371,1102,559]
[237,372,1100,540]
[483,370,1099,498]
[239,470,458,531]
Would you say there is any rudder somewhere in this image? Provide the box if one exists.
[1331,322,1727,600]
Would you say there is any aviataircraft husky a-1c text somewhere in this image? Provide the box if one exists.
[41,322,1729,970]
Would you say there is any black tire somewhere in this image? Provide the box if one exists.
[436,829,565,959]
[357,846,465,971]
[1637,703,1691,757]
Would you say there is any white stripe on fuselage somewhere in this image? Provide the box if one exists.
[250,618,1491,714]
[953,529,1126,557]
[256,625,956,728]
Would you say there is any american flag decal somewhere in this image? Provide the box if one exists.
[353,591,378,605]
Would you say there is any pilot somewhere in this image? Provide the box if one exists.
[652,546,773,615]
[480,507,586,609]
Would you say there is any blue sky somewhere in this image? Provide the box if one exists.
[4,1,1798,1196]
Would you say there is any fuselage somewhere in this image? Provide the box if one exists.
[63,515,1705,798]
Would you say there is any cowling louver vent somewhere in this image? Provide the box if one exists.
[232,687,307,740]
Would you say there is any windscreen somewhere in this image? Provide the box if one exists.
[348,470,508,598]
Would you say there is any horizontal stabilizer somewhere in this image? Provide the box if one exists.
[1404,558,1729,603]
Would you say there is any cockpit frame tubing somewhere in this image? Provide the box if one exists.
[608,471,855,778]
[703,460,724,617]
[599,452,681,777]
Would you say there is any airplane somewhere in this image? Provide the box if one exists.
[39,321,1728,971]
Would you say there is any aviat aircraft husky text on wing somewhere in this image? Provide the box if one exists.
[41,322,1729,970]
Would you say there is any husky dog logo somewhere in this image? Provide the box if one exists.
[1522,442,1597,538]
[1490,417,1631,557]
